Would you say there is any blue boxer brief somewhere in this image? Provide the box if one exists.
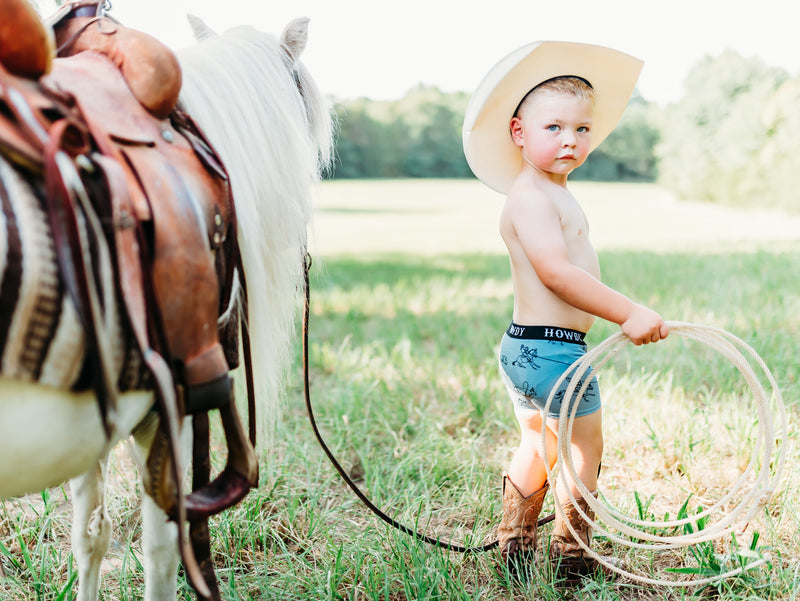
[499,323,601,419]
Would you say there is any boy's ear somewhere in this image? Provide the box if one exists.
[510,117,524,147]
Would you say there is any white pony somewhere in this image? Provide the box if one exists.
[0,15,332,601]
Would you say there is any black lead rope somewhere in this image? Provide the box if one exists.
[301,253,554,553]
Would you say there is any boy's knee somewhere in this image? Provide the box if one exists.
[515,408,545,432]
[570,412,603,455]
[586,436,604,459]
[573,430,603,461]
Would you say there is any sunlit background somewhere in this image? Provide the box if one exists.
[5,4,799,599]
[31,0,800,212]
[34,0,800,105]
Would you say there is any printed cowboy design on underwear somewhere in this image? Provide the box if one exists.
[512,344,541,370]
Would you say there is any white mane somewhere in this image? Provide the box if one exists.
[176,24,333,442]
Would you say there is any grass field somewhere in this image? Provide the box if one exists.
[2,179,799,600]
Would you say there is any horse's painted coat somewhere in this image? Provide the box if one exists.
[0,380,151,496]
[1,13,332,601]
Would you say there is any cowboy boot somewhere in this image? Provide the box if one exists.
[549,491,606,582]
[498,475,549,575]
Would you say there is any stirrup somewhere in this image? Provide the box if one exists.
[184,391,258,521]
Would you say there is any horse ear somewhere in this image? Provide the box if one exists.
[187,14,217,41]
[280,17,309,65]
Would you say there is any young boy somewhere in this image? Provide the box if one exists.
[462,42,669,579]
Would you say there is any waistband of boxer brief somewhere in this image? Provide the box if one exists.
[505,323,586,344]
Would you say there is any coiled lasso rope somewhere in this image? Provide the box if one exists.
[541,321,788,587]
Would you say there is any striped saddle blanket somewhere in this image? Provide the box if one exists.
[0,15,237,398]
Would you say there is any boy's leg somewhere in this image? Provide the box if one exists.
[498,408,557,573]
[508,408,558,496]
[547,409,606,580]
[548,409,603,498]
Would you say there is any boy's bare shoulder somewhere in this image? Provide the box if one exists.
[504,177,561,223]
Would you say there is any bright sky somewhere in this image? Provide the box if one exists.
[35,0,798,105]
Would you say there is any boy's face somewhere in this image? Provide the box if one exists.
[510,91,594,177]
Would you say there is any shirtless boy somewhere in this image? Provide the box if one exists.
[463,42,669,579]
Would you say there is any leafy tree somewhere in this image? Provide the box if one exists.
[405,101,471,177]
[575,93,660,181]
[331,86,656,182]
[757,78,800,211]
[656,50,787,205]
[331,101,410,178]
[331,103,379,178]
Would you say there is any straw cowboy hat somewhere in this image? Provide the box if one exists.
[462,41,643,194]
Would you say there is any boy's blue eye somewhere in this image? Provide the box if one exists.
[578,126,589,133]
[547,124,559,132]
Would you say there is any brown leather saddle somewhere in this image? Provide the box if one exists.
[0,1,257,598]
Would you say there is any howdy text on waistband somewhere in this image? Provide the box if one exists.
[506,323,586,344]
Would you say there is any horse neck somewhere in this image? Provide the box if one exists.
[176,29,328,445]
[178,28,329,180]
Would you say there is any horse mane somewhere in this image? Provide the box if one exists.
[176,24,333,443]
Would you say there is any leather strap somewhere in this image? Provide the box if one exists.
[190,412,222,600]
[94,153,212,598]
[238,260,258,448]
[301,253,556,554]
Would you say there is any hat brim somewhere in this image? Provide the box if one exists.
[462,41,643,194]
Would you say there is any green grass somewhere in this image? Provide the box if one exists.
[2,180,799,600]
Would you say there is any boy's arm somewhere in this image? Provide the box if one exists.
[513,192,668,345]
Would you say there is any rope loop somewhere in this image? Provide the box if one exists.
[541,321,788,587]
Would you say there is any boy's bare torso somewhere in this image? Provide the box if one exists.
[500,181,599,333]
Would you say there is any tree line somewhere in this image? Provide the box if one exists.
[330,50,799,212]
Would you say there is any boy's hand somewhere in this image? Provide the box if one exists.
[621,304,669,345]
